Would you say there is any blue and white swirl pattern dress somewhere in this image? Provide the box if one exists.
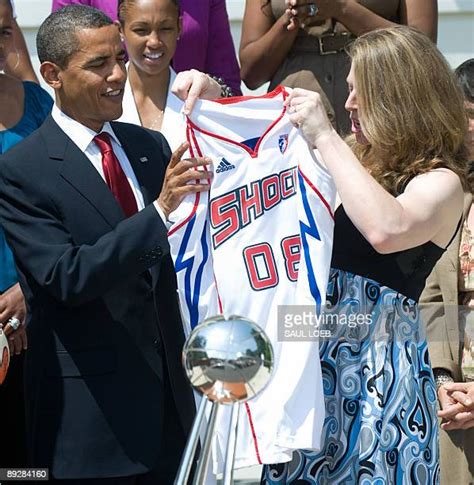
[262,266,440,484]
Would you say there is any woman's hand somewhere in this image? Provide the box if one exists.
[0,283,27,355]
[4,327,27,356]
[438,382,474,430]
[286,88,335,148]
[171,69,221,115]
[286,0,349,23]
[461,291,474,309]
[285,0,321,29]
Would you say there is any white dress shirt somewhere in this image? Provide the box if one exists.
[51,105,168,223]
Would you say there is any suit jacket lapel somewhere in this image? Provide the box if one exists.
[41,116,125,229]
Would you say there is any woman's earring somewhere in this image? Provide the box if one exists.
[11,47,20,72]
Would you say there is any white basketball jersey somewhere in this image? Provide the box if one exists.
[168,87,336,471]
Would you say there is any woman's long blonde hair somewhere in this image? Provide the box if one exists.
[347,26,468,194]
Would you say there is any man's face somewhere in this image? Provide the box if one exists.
[56,25,126,132]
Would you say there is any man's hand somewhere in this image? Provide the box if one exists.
[0,283,27,355]
[171,69,221,115]
[157,142,212,220]
[438,382,474,430]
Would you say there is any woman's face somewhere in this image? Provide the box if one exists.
[345,64,369,146]
[120,0,180,77]
[0,2,14,72]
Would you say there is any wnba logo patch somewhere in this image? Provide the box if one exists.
[278,134,289,154]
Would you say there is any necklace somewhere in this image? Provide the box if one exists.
[147,108,164,131]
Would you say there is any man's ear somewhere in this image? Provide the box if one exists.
[114,20,124,42]
[40,61,63,90]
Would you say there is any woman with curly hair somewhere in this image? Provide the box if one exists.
[263,26,468,484]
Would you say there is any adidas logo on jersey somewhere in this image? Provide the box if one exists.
[216,158,235,173]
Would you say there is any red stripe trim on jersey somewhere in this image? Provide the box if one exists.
[213,85,288,105]
[167,192,201,236]
[167,126,202,237]
[244,402,262,464]
[186,87,289,159]
[298,168,334,220]
[188,126,213,187]
[189,125,203,158]
[212,270,224,314]
[187,123,195,157]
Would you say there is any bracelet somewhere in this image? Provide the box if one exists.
[210,75,234,98]
[433,368,454,390]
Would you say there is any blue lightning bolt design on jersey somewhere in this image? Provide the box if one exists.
[298,170,322,311]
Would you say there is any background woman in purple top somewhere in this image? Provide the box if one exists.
[51,0,242,95]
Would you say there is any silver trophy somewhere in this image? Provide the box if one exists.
[175,315,274,485]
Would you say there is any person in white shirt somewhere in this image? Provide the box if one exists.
[117,0,228,150]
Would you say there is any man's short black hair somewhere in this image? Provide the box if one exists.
[455,59,474,103]
[37,5,113,68]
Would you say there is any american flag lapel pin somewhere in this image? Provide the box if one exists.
[139,156,148,163]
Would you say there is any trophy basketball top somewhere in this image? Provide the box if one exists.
[182,315,274,404]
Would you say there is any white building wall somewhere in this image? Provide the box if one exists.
[15,0,474,94]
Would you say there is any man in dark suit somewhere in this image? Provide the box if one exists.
[0,5,218,483]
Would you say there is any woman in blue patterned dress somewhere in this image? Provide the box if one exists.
[0,0,53,466]
[262,27,469,484]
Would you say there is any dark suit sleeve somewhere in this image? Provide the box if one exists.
[0,157,169,307]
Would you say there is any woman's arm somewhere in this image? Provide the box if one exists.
[287,89,463,253]
[317,133,461,253]
[399,0,438,42]
[239,0,298,90]
[205,0,242,96]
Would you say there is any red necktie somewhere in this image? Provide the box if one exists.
[93,132,138,217]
